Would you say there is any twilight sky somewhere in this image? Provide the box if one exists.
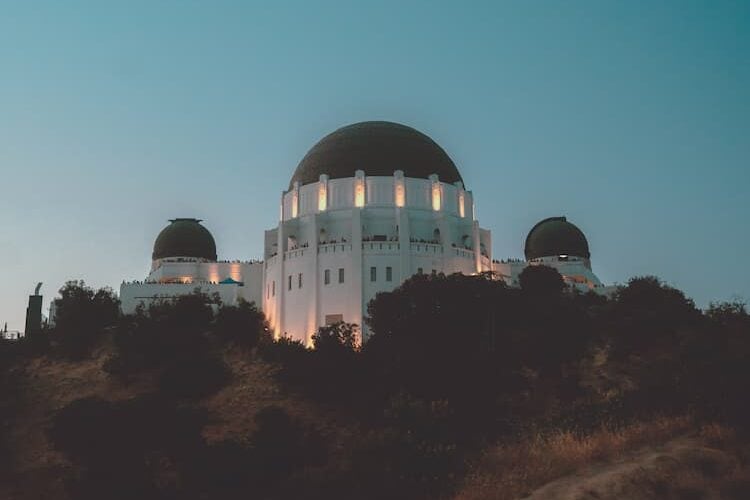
[1,1,748,331]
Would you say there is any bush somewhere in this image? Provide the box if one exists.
[158,355,231,400]
[213,299,268,348]
[518,264,565,296]
[312,321,358,353]
[48,395,208,499]
[52,281,120,359]
[107,292,219,378]
[181,406,326,499]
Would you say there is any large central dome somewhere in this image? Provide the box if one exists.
[289,121,463,189]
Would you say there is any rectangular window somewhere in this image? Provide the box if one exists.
[386,266,393,282]
[370,266,377,282]
[288,275,292,290]
[298,273,303,288]
[266,284,269,299]
[417,267,423,274]
[272,280,275,296]
[338,268,345,283]
[324,269,330,285]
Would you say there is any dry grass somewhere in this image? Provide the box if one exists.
[454,415,739,500]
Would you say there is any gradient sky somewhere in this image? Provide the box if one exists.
[1,1,748,331]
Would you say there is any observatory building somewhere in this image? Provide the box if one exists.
[262,121,492,342]
[493,216,610,293]
[119,218,262,315]
[119,121,609,344]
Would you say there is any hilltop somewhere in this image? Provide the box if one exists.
[1,269,749,499]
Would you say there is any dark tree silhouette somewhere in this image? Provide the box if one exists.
[213,299,268,348]
[52,281,120,359]
[312,321,358,353]
[518,264,566,297]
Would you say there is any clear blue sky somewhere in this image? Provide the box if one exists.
[1,1,748,330]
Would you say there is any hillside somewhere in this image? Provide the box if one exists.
[2,273,749,499]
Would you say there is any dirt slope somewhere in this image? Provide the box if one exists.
[524,437,746,500]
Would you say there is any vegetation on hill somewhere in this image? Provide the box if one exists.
[1,271,749,499]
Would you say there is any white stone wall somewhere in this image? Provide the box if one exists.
[120,259,264,315]
[263,173,491,344]
[120,282,240,315]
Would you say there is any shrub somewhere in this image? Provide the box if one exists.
[518,265,565,297]
[158,355,231,400]
[51,281,120,359]
[213,299,268,348]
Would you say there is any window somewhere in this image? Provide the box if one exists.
[272,280,275,296]
[298,273,303,288]
[386,266,393,282]
[324,269,330,285]
[417,267,423,275]
[266,284,270,299]
[370,266,377,282]
[338,268,345,283]
[288,275,292,290]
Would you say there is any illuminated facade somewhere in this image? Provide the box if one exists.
[119,218,263,315]
[262,122,491,344]
[119,122,610,344]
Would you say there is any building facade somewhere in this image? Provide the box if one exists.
[118,121,609,344]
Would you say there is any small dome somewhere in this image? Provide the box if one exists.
[152,218,217,261]
[525,217,590,261]
[289,121,463,189]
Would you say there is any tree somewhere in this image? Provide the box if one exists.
[312,321,358,353]
[52,281,120,359]
[609,276,701,356]
[213,299,268,348]
[518,265,565,297]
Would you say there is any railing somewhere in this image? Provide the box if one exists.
[318,243,352,254]
[410,243,443,254]
[362,242,399,252]
[453,248,474,259]
[284,248,307,260]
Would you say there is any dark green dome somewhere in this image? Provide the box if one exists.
[289,121,463,189]
[152,218,217,261]
[524,217,590,260]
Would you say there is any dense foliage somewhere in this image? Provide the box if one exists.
[1,269,748,499]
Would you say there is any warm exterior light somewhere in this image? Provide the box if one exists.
[230,263,242,282]
[318,183,327,212]
[395,182,405,207]
[291,190,299,218]
[458,191,465,218]
[208,264,219,283]
[432,183,441,211]
[355,180,365,207]
[181,276,193,284]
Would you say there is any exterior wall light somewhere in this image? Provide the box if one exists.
[291,182,300,218]
[354,170,366,208]
[318,174,328,212]
[394,170,405,207]
[430,176,441,211]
